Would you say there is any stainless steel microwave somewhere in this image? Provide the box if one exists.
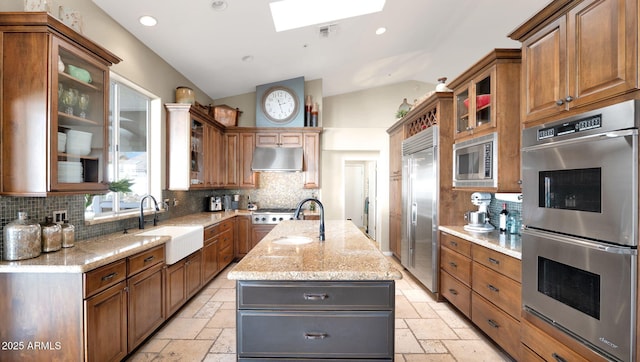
[453,132,498,188]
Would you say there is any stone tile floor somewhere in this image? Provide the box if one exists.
[128,259,512,361]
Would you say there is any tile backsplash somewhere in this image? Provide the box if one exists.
[0,172,317,260]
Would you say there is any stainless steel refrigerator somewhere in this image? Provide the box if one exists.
[401,126,438,294]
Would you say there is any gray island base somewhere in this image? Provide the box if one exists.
[228,220,402,361]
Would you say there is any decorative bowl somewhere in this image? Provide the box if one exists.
[462,94,491,109]
[67,64,92,83]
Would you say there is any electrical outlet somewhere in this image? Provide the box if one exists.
[163,199,170,210]
[52,210,67,224]
[173,198,179,206]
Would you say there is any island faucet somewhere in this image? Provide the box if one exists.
[139,194,160,229]
[293,198,325,241]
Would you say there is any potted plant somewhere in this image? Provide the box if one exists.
[85,179,134,219]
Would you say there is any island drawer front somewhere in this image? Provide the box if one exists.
[441,232,471,257]
[440,247,471,286]
[472,244,521,282]
[127,244,165,277]
[84,259,127,298]
[472,262,521,320]
[237,281,394,310]
[237,310,394,358]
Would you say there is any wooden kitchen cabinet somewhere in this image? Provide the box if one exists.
[166,103,225,190]
[255,132,303,147]
[302,131,321,188]
[224,131,257,188]
[203,218,235,282]
[509,0,638,126]
[165,250,202,318]
[0,13,120,196]
[235,215,252,258]
[440,233,472,317]
[252,224,275,248]
[449,49,520,141]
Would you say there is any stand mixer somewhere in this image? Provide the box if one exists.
[463,192,495,233]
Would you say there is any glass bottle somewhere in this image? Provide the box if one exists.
[3,212,41,261]
[61,219,75,248]
[499,203,508,233]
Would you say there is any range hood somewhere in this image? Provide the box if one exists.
[251,147,303,172]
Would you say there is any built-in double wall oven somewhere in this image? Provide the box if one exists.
[521,100,639,362]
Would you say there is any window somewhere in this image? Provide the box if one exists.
[89,73,161,218]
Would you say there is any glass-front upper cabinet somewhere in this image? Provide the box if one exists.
[190,119,206,187]
[453,68,496,139]
[0,13,120,196]
[53,37,109,191]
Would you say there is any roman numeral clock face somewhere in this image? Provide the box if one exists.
[261,86,299,124]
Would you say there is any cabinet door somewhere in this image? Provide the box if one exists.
[256,132,303,147]
[302,132,320,188]
[567,0,637,108]
[252,224,275,248]
[127,263,165,352]
[224,133,239,187]
[85,281,127,362]
[236,215,252,257]
[521,16,567,124]
[388,128,403,177]
[211,126,225,186]
[453,68,496,139]
[239,133,256,188]
[186,251,203,298]
[202,237,219,282]
[454,84,471,136]
[165,260,187,317]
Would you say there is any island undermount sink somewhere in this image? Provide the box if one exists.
[272,236,314,245]
[138,225,204,264]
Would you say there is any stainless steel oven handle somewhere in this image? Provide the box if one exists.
[522,129,637,152]
[522,228,638,255]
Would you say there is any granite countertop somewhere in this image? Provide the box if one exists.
[438,225,522,259]
[0,210,250,273]
[227,220,402,281]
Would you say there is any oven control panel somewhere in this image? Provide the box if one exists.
[537,114,602,140]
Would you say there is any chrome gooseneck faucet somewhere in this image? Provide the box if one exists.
[294,198,325,241]
[139,194,160,229]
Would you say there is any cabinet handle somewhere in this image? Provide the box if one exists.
[488,257,500,265]
[448,288,459,296]
[449,262,458,268]
[144,255,155,263]
[487,319,500,329]
[304,332,328,340]
[556,99,565,106]
[304,293,329,301]
[565,96,574,103]
[552,353,568,362]
[449,240,458,247]
[101,272,117,281]
[488,284,499,293]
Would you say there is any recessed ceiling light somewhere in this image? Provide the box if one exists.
[139,15,157,27]
[270,0,386,32]
[211,0,228,11]
[375,27,386,35]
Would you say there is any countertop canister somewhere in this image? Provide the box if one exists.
[61,219,75,248]
[3,212,42,261]
[40,216,62,253]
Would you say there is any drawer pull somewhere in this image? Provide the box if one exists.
[304,332,328,340]
[488,257,500,265]
[487,319,500,329]
[448,262,458,268]
[449,240,458,247]
[552,352,568,362]
[101,272,117,282]
[448,288,458,296]
[144,255,155,263]
[487,284,499,293]
[304,293,328,301]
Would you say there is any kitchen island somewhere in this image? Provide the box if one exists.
[228,220,402,361]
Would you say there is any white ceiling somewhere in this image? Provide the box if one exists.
[92,0,549,100]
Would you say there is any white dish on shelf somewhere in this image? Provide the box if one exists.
[65,130,92,156]
[57,132,66,153]
[58,161,83,183]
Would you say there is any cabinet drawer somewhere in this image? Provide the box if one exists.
[218,242,234,268]
[440,270,471,317]
[472,262,521,320]
[440,232,471,257]
[472,244,521,282]
[218,229,233,250]
[520,318,607,362]
[237,310,393,358]
[84,260,127,298]
[238,281,394,310]
[472,292,521,360]
[128,245,165,277]
[440,246,471,286]
[205,219,234,239]
[239,359,391,362]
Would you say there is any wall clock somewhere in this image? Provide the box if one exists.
[256,76,304,127]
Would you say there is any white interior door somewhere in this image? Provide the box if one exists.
[344,162,365,228]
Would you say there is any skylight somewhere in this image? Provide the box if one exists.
[269,0,386,32]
